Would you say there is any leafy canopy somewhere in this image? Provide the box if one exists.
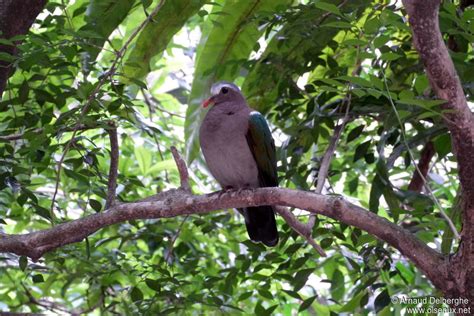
[0,0,473,314]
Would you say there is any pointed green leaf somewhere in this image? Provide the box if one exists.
[314,2,342,16]
[146,159,177,175]
[330,269,345,301]
[145,278,161,292]
[374,289,390,313]
[130,286,144,303]
[124,0,207,80]
[19,256,28,271]
[340,290,367,312]
[292,268,315,291]
[81,0,136,62]
[134,146,152,175]
[32,274,44,283]
[299,295,318,312]
[89,199,102,212]
[347,125,364,143]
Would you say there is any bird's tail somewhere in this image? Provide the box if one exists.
[240,206,278,247]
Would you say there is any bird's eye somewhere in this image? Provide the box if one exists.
[221,87,229,94]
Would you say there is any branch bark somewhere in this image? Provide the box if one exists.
[403,0,474,307]
[0,0,47,97]
[0,186,448,290]
[105,123,119,209]
[402,0,474,197]
[407,141,435,192]
[170,146,190,192]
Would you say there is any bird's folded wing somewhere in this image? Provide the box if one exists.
[245,111,278,187]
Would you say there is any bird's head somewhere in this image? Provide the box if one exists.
[202,81,244,108]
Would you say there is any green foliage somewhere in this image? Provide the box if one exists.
[123,0,207,81]
[0,0,472,314]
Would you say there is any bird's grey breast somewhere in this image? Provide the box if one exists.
[200,108,259,188]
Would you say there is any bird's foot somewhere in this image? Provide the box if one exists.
[218,186,234,198]
[235,186,254,195]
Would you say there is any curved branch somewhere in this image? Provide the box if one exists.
[403,0,474,301]
[402,0,474,200]
[0,187,448,290]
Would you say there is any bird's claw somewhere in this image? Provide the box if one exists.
[217,186,254,198]
[236,187,253,195]
[217,186,234,198]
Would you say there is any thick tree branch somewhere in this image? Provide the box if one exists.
[402,0,474,200]
[0,0,47,97]
[403,0,474,304]
[0,187,448,290]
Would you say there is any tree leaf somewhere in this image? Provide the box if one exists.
[81,0,135,62]
[340,290,367,312]
[299,295,318,312]
[89,199,102,212]
[353,140,371,162]
[124,0,207,80]
[330,269,345,301]
[374,289,390,313]
[130,287,144,303]
[32,274,44,283]
[134,146,152,175]
[346,125,364,143]
[145,278,160,292]
[314,2,342,16]
[19,256,28,271]
[292,268,315,291]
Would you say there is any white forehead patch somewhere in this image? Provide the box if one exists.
[210,81,241,96]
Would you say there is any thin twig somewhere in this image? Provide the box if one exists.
[170,146,190,192]
[71,293,104,316]
[0,124,100,141]
[315,105,351,194]
[142,88,185,118]
[164,215,189,263]
[22,283,71,314]
[380,66,460,240]
[275,206,327,256]
[306,37,362,231]
[307,94,352,230]
[141,88,170,183]
[105,122,119,209]
[50,0,167,218]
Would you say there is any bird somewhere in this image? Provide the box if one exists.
[199,81,279,247]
